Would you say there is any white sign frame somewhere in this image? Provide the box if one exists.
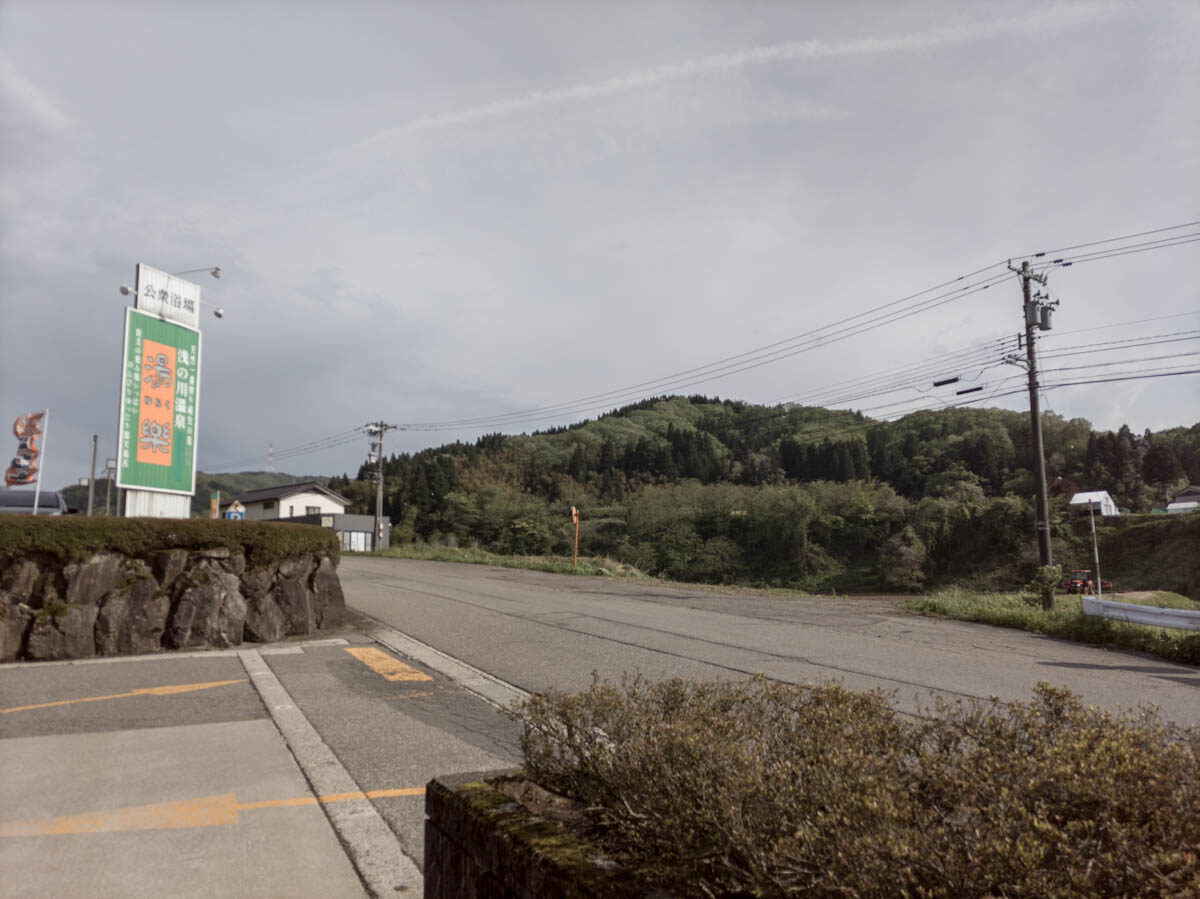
[135,264,201,330]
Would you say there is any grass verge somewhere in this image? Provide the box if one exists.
[906,588,1200,665]
[370,545,876,600]
[377,543,645,578]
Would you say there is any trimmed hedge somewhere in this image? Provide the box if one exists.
[0,516,339,568]
[516,676,1200,897]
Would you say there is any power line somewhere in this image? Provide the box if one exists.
[398,223,1199,433]
[396,268,1015,429]
[749,366,1199,451]
[1038,351,1200,375]
[792,351,1012,410]
[401,271,1018,431]
[414,322,1189,438]
[200,426,367,472]
[773,324,1198,427]
[1041,369,1200,389]
[1031,234,1200,273]
[199,224,1200,468]
[1048,309,1200,339]
[217,331,1191,472]
[774,336,1014,406]
[1039,331,1200,361]
[1017,220,1200,260]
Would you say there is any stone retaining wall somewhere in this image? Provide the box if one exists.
[0,546,344,662]
[424,771,658,899]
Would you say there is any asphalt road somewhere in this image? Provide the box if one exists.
[341,556,1200,726]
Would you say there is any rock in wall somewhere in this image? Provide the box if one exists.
[0,548,345,662]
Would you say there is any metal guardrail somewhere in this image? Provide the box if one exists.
[1081,596,1200,632]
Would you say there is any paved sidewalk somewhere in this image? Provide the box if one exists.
[0,623,521,898]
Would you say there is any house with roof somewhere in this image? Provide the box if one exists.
[1167,484,1200,514]
[222,481,385,551]
[1068,490,1119,517]
[229,481,349,520]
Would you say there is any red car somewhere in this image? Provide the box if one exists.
[1059,569,1113,594]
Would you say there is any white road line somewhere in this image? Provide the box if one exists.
[238,648,423,898]
[0,649,240,669]
[357,614,531,710]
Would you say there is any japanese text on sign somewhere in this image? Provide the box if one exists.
[136,340,176,465]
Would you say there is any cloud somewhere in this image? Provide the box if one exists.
[0,52,71,134]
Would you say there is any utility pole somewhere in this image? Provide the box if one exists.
[366,422,397,552]
[1009,260,1055,609]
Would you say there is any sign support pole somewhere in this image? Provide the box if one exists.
[87,434,98,516]
[32,408,48,516]
[571,506,580,571]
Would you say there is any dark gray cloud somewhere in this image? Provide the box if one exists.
[2,1,1197,489]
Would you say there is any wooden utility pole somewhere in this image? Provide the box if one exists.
[368,422,397,552]
[1011,260,1055,609]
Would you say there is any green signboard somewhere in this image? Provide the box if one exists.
[116,307,202,495]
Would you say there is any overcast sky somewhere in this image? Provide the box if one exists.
[2,0,1197,489]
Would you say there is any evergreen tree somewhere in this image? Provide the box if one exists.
[834,441,856,481]
[1142,443,1184,502]
[568,445,588,482]
[849,439,870,481]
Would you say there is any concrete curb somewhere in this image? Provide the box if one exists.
[238,648,423,898]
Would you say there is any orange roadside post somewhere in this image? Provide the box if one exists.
[571,505,580,570]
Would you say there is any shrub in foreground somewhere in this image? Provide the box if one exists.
[516,677,1199,897]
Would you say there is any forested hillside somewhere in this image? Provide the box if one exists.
[327,397,1199,593]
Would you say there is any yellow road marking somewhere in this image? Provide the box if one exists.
[235,797,317,811]
[343,647,432,682]
[1,795,240,837]
[1,787,426,837]
[0,679,248,715]
[363,787,425,800]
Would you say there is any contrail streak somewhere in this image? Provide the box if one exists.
[341,2,1118,154]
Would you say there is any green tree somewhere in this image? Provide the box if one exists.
[880,525,927,591]
[1142,443,1185,504]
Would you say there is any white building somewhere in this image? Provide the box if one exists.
[1167,485,1200,514]
[1068,490,1120,517]
[222,481,385,551]
[230,481,349,521]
